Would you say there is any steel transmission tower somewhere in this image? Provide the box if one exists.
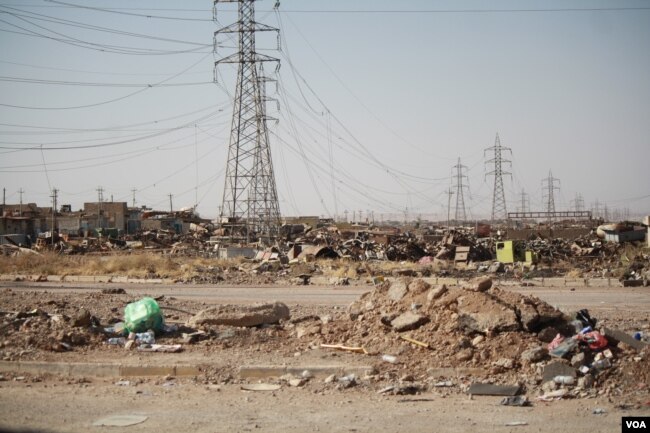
[542,170,560,223]
[213,0,281,242]
[571,193,584,212]
[452,157,469,222]
[518,189,529,213]
[484,133,512,222]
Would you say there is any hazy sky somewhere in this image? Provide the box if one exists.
[1,0,649,221]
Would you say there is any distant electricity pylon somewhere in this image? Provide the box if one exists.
[571,193,584,212]
[518,189,529,213]
[213,0,281,242]
[453,157,469,222]
[542,170,560,223]
[484,133,511,222]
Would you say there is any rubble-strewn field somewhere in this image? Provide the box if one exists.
[2,224,649,286]
[1,278,648,409]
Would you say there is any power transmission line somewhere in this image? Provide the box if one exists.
[214,0,281,242]
[453,157,469,222]
[484,132,511,222]
[542,170,560,224]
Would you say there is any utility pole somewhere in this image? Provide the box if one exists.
[518,189,529,213]
[96,186,104,230]
[18,188,24,216]
[168,194,173,213]
[453,157,469,222]
[2,187,5,207]
[344,209,349,223]
[445,188,454,232]
[131,188,137,208]
[214,0,282,243]
[484,133,512,222]
[542,170,560,225]
[50,188,58,246]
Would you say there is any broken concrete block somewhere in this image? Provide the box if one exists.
[407,279,431,294]
[570,352,586,367]
[390,312,429,332]
[602,327,648,351]
[387,280,409,302]
[542,361,576,383]
[187,302,290,328]
[426,285,448,303]
[72,309,92,327]
[324,374,336,384]
[455,348,474,361]
[467,383,520,396]
[487,262,504,273]
[456,301,520,334]
[520,346,547,363]
[472,335,485,347]
[537,327,560,343]
[577,374,594,389]
[474,277,493,292]
[493,358,515,369]
[289,378,305,387]
[518,303,541,332]
[296,323,321,339]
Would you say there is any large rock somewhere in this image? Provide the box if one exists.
[72,309,92,327]
[387,280,409,302]
[456,293,520,334]
[187,302,290,327]
[427,284,448,303]
[471,278,493,292]
[520,346,547,363]
[518,300,564,332]
[391,312,429,332]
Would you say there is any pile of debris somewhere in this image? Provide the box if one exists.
[288,278,649,401]
[1,284,647,404]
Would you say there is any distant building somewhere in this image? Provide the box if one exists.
[83,202,128,233]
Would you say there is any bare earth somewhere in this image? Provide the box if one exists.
[0,281,649,433]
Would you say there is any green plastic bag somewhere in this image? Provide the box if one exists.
[124,297,164,333]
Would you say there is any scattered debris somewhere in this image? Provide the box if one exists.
[500,396,530,407]
[240,384,281,392]
[320,344,368,355]
[92,415,148,427]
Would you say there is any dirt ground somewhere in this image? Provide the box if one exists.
[0,280,649,433]
[1,376,648,433]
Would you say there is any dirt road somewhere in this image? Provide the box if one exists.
[2,281,649,312]
[0,281,648,433]
[1,376,647,433]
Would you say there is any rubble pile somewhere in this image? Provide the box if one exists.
[289,278,649,401]
[1,284,648,404]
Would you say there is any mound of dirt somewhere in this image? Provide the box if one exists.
[290,278,648,402]
[308,278,567,373]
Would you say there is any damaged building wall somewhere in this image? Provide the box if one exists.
[83,202,128,232]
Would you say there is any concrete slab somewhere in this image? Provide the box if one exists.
[542,361,576,383]
[602,328,648,351]
[467,383,521,396]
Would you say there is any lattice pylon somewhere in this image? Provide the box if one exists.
[214,0,281,242]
